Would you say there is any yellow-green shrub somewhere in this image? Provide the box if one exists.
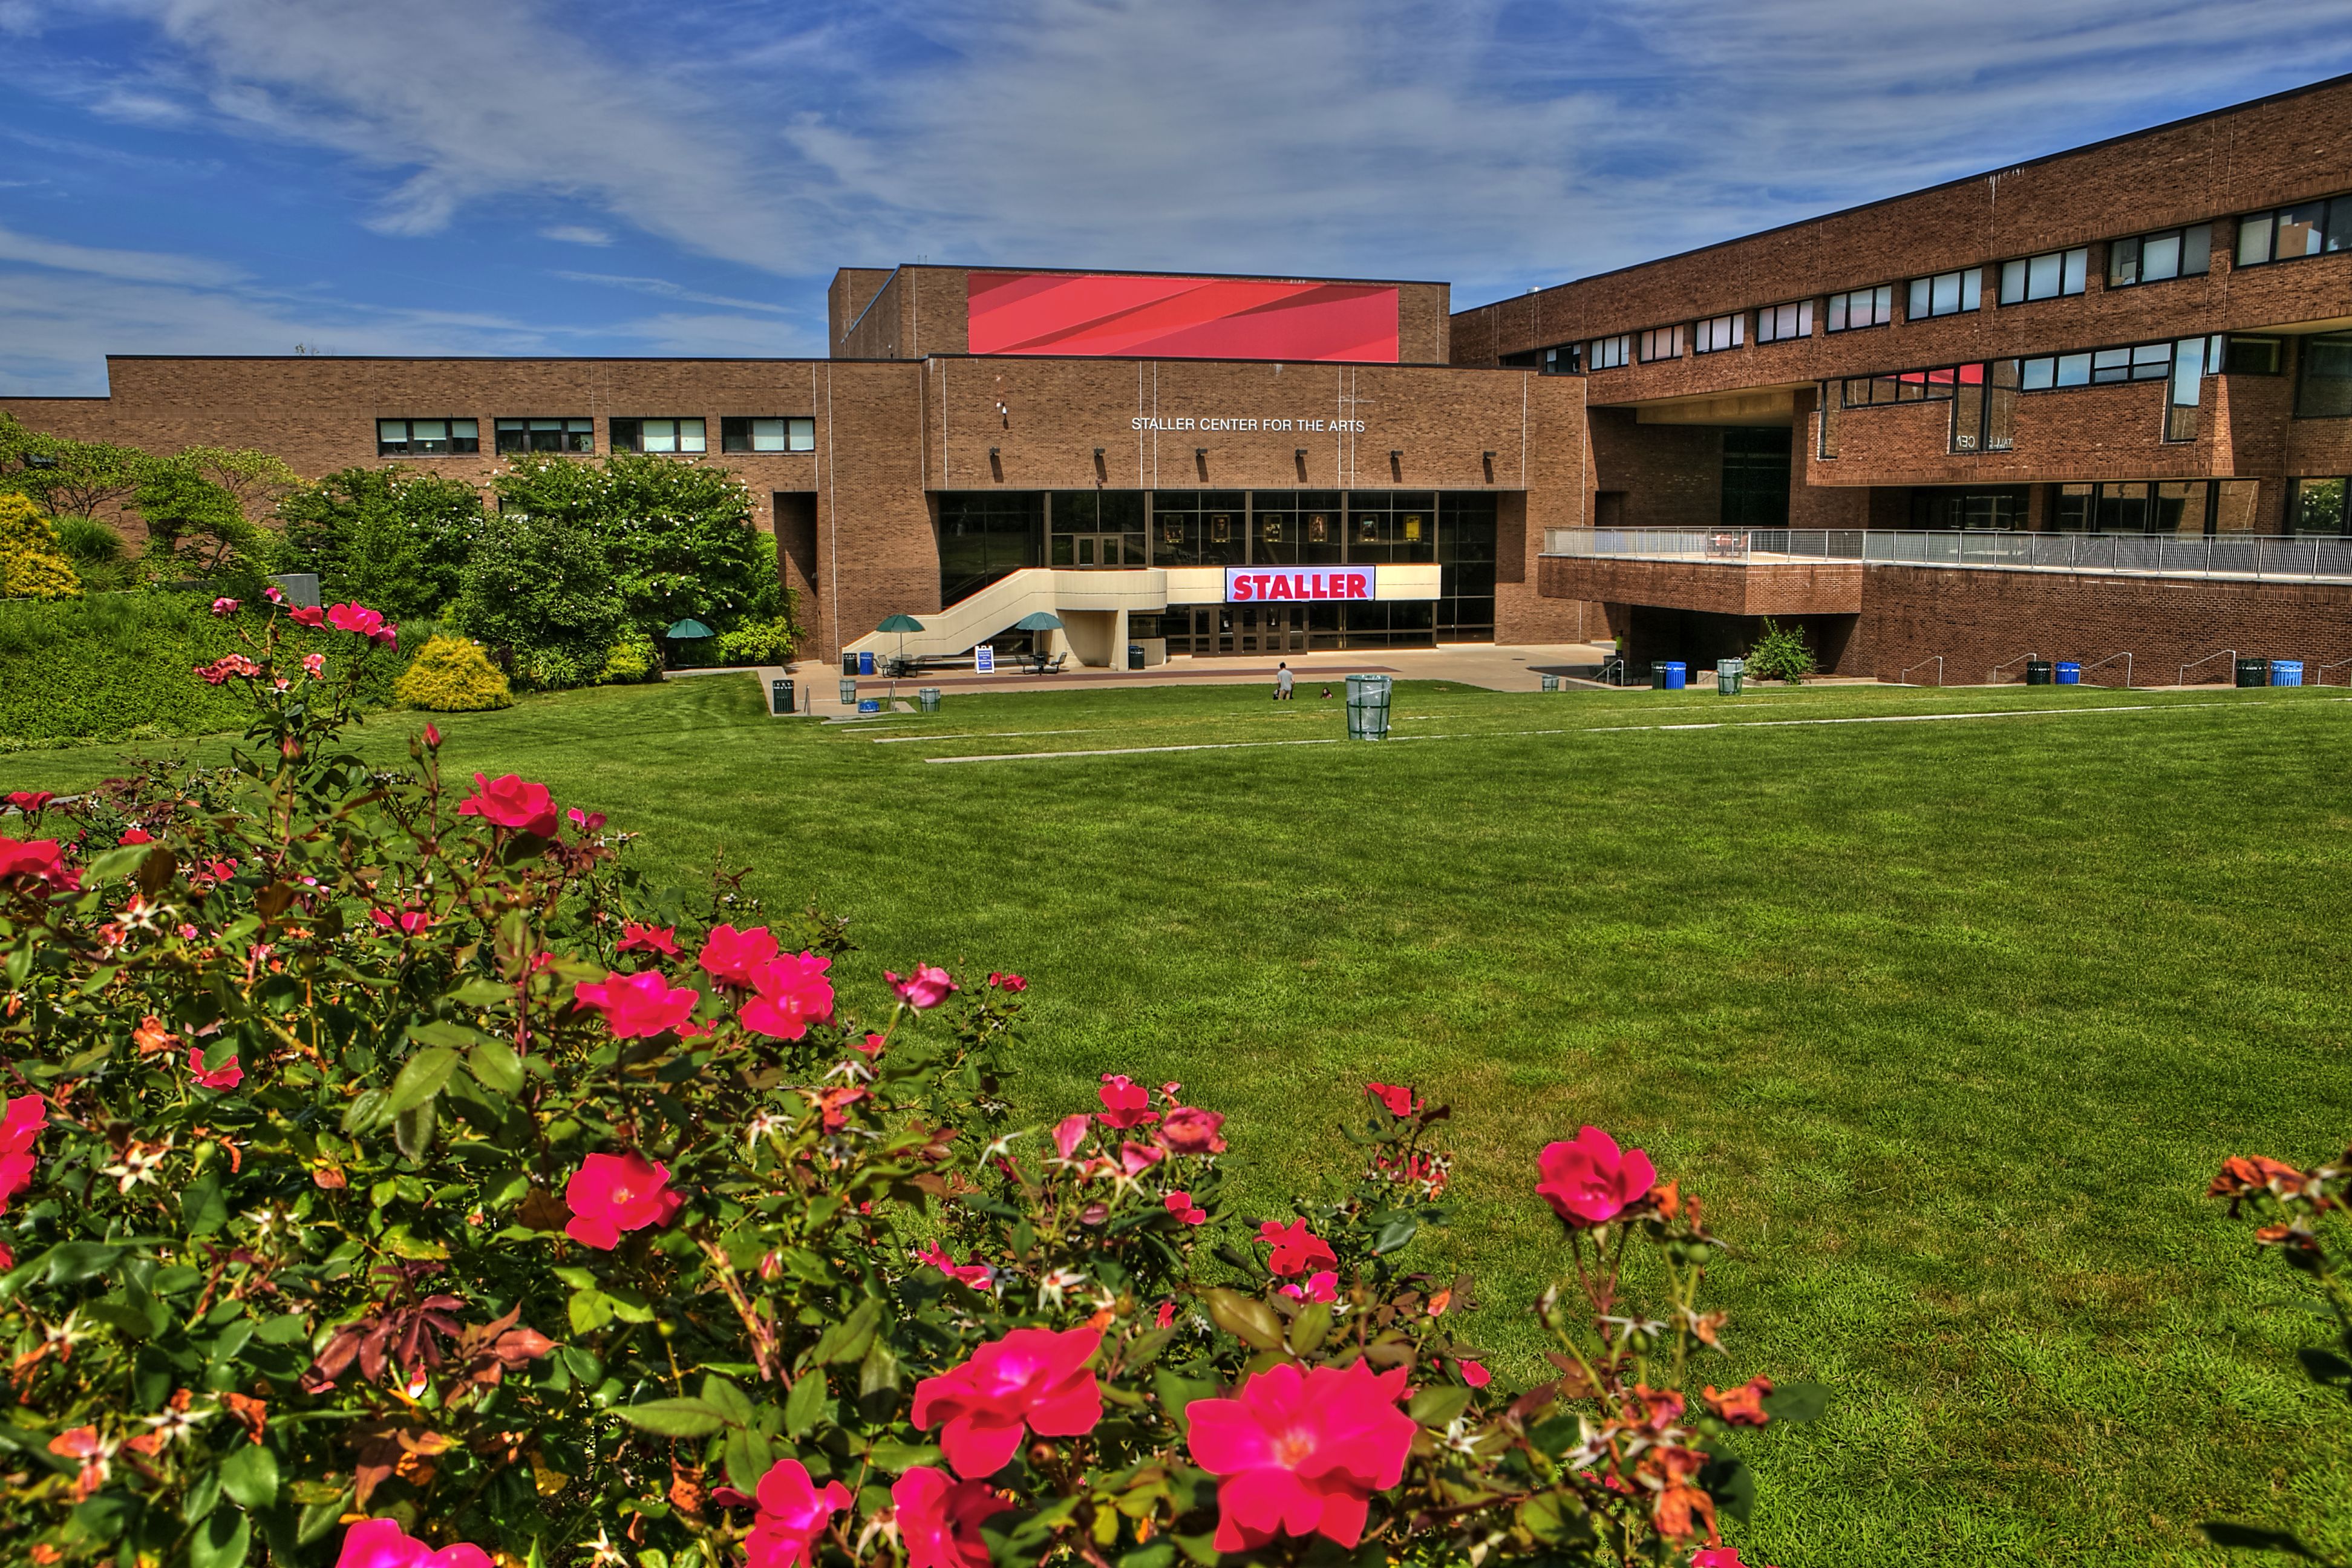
[0,494,82,600]
[598,626,659,684]
[394,633,513,711]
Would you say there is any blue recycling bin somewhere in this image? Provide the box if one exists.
[2271,659,2304,687]
[857,697,881,714]
[2054,661,2081,684]
[1658,661,1687,690]
[857,650,876,676]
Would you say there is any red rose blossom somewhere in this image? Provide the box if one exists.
[893,1466,1009,1568]
[1185,1358,1416,1550]
[573,970,701,1039]
[0,835,80,894]
[889,964,957,1009]
[117,827,153,846]
[1536,1125,1656,1227]
[1258,1218,1337,1277]
[1096,1073,1158,1129]
[744,1457,850,1568]
[563,1151,683,1249]
[1366,1082,1423,1117]
[699,924,779,987]
[1278,1270,1339,1304]
[616,922,681,956]
[6,791,54,815]
[455,773,558,836]
[1164,1191,1208,1225]
[987,971,1027,992]
[1157,1103,1226,1154]
[910,1326,1102,1478]
[187,1044,243,1090]
[739,952,835,1040]
[334,1517,491,1568]
[0,1093,47,1212]
[288,604,325,627]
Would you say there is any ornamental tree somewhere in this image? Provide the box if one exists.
[0,600,1825,1568]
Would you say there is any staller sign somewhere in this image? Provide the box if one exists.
[1131,415,1368,433]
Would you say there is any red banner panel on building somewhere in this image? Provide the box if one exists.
[966,272,1400,362]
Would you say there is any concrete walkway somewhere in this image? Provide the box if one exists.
[679,643,1621,718]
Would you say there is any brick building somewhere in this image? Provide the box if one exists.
[8,74,2352,679]
[1453,73,2352,682]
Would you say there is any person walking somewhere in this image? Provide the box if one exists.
[1273,661,1295,701]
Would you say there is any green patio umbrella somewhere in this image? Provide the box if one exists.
[875,613,924,695]
[664,618,713,639]
[1011,611,1062,631]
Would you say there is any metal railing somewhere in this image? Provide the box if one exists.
[1897,656,1943,686]
[2178,648,2236,688]
[1540,528,2352,584]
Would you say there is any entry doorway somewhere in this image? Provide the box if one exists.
[1233,605,1305,655]
[1070,534,1135,567]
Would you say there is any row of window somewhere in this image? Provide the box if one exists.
[1539,188,2352,374]
[374,415,815,458]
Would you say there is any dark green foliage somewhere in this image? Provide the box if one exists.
[132,460,267,587]
[489,454,767,639]
[1745,616,1818,684]
[49,516,136,594]
[450,510,627,688]
[0,594,399,743]
[275,466,486,619]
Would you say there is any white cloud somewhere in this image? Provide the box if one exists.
[0,222,244,287]
[554,271,791,315]
[542,225,614,246]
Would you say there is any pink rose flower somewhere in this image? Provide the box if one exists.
[188,1044,243,1090]
[915,1243,996,1291]
[264,583,285,604]
[910,1326,1102,1478]
[0,836,80,893]
[745,1457,851,1568]
[210,596,239,616]
[1119,1140,1166,1175]
[854,1031,886,1057]
[893,1466,1010,1568]
[563,1151,684,1249]
[1696,1549,1779,1568]
[573,970,702,1039]
[303,652,326,680]
[423,723,441,748]
[1164,1191,1207,1225]
[1535,1125,1656,1227]
[616,922,681,956]
[698,924,779,987]
[1455,1359,1492,1388]
[6,791,54,815]
[1096,1073,1158,1129]
[1156,1299,1177,1328]
[1258,1218,1336,1277]
[1278,1270,1338,1304]
[740,952,835,1040]
[0,1093,47,1212]
[371,908,431,937]
[1157,1104,1226,1154]
[335,1517,492,1568]
[567,806,607,832]
[987,972,1027,992]
[889,964,957,1010]
[1185,1358,1417,1550]
[289,604,325,627]
[117,827,153,846]
[1052,1113,1091,1159]
[325,601,387,638]
[1366,1082,1422,1117]
[455,773,558,837]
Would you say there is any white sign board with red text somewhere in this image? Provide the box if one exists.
[1224,567,1377,604]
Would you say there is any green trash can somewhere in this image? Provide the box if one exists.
[1540,672,1560,693]
[917,686,941,713]
[1650,665,1669,690]
[838,678,858,706]
[1716,657,1743,695]
[2235,657,2269,688]
[2025,659,2053,685]
[1344,673,1392,740]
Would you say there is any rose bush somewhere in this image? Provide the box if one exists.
[0,596,1824,1567]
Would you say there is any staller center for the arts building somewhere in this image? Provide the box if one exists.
[9,73,2352,682]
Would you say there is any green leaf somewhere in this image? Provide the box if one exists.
[468,1041,524,1098]
[603,1285,656,1324]
[699,1374,754,1428]
[1288,1303,1332,1357]
[858,1335,901,1398]
[1204,1289,1283,1351]
[387,1045,460,1114]
[391,1099,437,1162]
[723,1427,774,1495]
[445,978,511,1007]
[1121,1327,1175,1371]
[339,1088,387,1137]
[39,1241,124,1285]
[568,1290,615,1335]
[1371,1214,1420,1254]
[181,1463,223,1525]
[182,1171,228,1238]
[811,1297,883,1365]
[220,1444,279,1510]
[1408,1385,1472,1428]
[864,1439,941,1474]
[783,1371,829,1439]
[617,1397,727,1439]
[1700,1453,1756,1524]
[408,1019,487,1048]
[1120,1545,1177,1568]
[1153,1368,1219,1435]
[188,1506,252,1568]
[1759,1381,1829,1424]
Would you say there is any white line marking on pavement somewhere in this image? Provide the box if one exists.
[928,738,1343,764]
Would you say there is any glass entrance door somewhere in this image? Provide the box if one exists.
[1071,534,1131,567]
[1233,606,1305,654]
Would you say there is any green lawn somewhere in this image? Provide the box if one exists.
[11,676,2352,1566]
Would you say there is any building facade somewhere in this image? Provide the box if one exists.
[8,76,2352,678]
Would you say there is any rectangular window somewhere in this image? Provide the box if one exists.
[376,417,479,457]
[2231,198,2349,267]
[1826,285,1893,332]
[2296,333,2352,418]
[2107,224,2212,287]
[2225,336,2282,374]
[1816,383,1840,459]
[721,416,817,452]
[1756,300,1813,343]
[1907,267,1982,319]
[2164,336,2206,442]
[1539,343,1581,375]
[1637,325,1682,362]
[494,417,594,454]
[609,417,707,454]
[1998,247,2088,304]
[2290,478,2347,535]
[1692,314,1742,354]
[1589,334,1631,370]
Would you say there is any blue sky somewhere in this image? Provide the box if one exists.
[5,0,2352,394]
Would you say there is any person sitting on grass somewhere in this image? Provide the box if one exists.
[1274,661,1295,702]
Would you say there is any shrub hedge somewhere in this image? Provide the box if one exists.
[0,592,400,746]
[394,633,514,711]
